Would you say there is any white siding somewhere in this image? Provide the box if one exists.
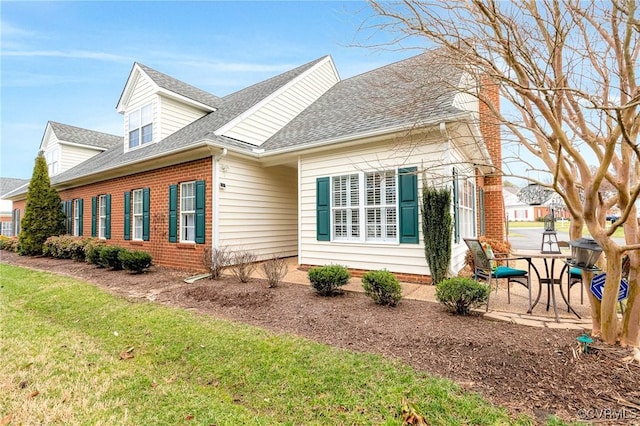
[218,155,298,260]
[221,59,339,145]
[124,74,158,145]
[299,136,475,276]
[158,95,209,140]
[59,144,103,173]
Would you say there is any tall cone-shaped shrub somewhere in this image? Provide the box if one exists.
[18,154,66,255]
[422,186,452,285]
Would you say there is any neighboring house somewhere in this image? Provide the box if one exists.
[6,50,505,281]
[0,178,29,236]
[504,186,534,221]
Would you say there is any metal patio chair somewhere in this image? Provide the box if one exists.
[464,238,530,310]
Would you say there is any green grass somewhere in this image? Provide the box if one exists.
[0,264,541,425]
[507,221,625,238]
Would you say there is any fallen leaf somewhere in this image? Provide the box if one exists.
[185,414,194,420]
[29,390,39,398]
[19,380,28,389]
[0,414,13,425]
[119,347,135,360]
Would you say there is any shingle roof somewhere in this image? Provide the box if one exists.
[0,177,29,198]
[49,121,122,149]
[41,51,471,190]
[136,63,223,109]
[51,57,328,184]
[261,51,466,151]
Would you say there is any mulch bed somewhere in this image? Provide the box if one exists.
[2,251,639,425]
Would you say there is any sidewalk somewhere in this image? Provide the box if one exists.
[275,257,593,331]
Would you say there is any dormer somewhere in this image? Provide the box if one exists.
[215,56,340,146]
[40,121,121,177]
[116,63,221,152]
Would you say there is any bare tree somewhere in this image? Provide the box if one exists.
[366,0,640,346]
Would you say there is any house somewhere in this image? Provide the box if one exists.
[6,50,505,281]
[504,186,570,222]
[0,178,29,236]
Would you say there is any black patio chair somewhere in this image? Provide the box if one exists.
[464,238,530,310]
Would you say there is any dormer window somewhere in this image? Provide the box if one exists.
[128,103,153,149]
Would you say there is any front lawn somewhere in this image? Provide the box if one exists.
[0,264,532,425]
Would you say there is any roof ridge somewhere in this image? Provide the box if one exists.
[49,121,120,138]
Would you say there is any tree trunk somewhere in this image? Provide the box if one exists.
[599,249,622,345]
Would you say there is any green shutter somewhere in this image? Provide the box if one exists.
[195,180,206,244]
[143,188,150,241]
[316,177,330,241]
[168,185,178,243]
[77,199,84,237]
[91,196,97,237]
[105,194,112,239]
[453,168,460,243]
[68,200,73,234]
[123,191,131,241]
[398,167,419,244]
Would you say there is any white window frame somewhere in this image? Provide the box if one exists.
[180,182,196,243]
[45,148,59,176]
[330,170,398,244]
[457,176,476,239]
[98,195,107,239]
[1,222,11,237]
[132,189,144,241]
[73,199,81,236]
[127,103,153,149]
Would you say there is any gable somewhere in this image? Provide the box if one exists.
[215,56,339,146]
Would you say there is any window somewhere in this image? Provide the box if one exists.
[73,199,82,236]
[180,182,196,242]
[453,169,476,242]
[132,189,143,240]
[169,181,205,244]
[329,170,398,243]
[128,104,153,149]
[99,195,107,239]
[1,222,11,237]
[45,148,59,176]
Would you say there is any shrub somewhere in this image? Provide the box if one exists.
[202,246,232,280]
[261,256,289,288]
[86,243,106,266]
[361,270,402,306]
[98,246,125,270]
[435,277,490,315]
[42,235,92,260]
[0,236,18,252]
[230,250,258,283]
[308,265,351,296]
[119,250,153,274]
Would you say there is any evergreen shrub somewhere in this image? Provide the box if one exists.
[435,277,490,315]
[118,250,153,273]
[361,270,402,306]
[308,265,350,296]
[99,246,125,270]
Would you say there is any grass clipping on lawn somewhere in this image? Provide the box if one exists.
[0,264,532,425]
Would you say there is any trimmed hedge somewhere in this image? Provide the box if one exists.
[308,265,351,296]
[362,270,402,306]
[435,277,490,315]
[43,236,95,261]
[118,250,153,274]
[0,236,19,252]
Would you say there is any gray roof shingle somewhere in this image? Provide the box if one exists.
[51,56,328,184]
[0,177,29,198]
[136,63,223,109]
[261,51,466,151]
[49,121,122,149]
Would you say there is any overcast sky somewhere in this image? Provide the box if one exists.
[1,1,420,179]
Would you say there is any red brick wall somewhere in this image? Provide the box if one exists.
[13,158,213,271]
[478,77,505,241]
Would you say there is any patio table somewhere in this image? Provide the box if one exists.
[511,250,579,322]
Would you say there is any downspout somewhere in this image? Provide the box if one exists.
[212,148,228,252]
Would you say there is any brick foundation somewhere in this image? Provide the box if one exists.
[298,264,433,285]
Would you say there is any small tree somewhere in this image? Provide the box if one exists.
[421,185,452,285]
[18,154,65,255]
